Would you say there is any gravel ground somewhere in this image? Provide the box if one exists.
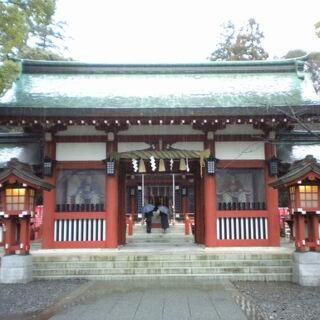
[233,281,320,320]
[0,279,87,319]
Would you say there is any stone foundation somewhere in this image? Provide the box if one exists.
[0,255,33,283]
[293,252,320,286]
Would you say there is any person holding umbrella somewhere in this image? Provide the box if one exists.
[158,205,170,233]
[142,203,155,233]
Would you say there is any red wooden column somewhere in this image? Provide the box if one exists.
[194,168,204,244]
[130,191,136,223]
[19,218,30,253]
[105,139,119,248]
[309,214,319,251]
[203,138,217,246]
[295,214,306,251]
[42,140,56,249]
[265,142,280,246]
[3,219,15,254]
[182,193,188,221]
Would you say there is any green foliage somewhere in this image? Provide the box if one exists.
[316,21,320,38]
[20,47,70,61]
[26,0,66,50]
[283,49,307,59]
[308,52,320,93]
[210,18,269,61]
[0,60,21,95]
[0,0,68,96]
[0,3,28,59]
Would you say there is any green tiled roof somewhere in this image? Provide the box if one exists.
[0,58,319,112]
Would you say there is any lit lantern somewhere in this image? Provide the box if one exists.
[5,187,35,213]
[289,184,319,212]
[270,155,320,251]
[0,158,54,255]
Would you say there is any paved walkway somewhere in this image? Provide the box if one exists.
[50,281,248,320]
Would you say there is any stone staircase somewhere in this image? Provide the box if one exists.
[32,251,293,281]
[126,222,194,245]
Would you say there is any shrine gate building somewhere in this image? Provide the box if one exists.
[0,57,319,249]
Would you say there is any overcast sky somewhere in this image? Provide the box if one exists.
[56,0,320,62]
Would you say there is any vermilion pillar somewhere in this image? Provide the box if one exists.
[4,219,15,254]
[105,140,118,248]
[265,142,280,246]
[204,175,216,246]
[42,175,55,248]
[130,192,136,223]
[295,214,306,251]
[19,219,30,253]
[203,138,216,246]
[309,214,319,251]
[182,194,188,221]
[42,140,56,249]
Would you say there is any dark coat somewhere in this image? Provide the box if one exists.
[160,212,169,230]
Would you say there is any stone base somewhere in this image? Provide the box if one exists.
[293,252,320,286]
[0,255,33,283]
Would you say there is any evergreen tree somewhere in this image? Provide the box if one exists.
[210,21,236,61]
[316,21,320,38]
[209,18,269,61]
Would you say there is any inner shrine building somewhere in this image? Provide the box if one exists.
[0,57,319,249]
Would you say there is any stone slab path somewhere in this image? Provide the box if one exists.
[50,281,248,320]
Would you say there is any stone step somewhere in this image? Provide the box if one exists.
[127,234,193,239]
[33,259,292,269]
[32,250,292,281]
[33,273,292,282]
[126,239,194,243]
[131,230,187,236]
[33,253,292,262]
[33,265,292,276]
[128,231,191,236]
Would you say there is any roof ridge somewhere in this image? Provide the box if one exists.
[18,57,308,75]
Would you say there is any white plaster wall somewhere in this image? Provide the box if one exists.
[171,141,204,151]
[56,125,107,136]
[118,125,203,136]
[118,142,150,152]
[215,141,265,160]
[215,124,263,135]
[56,143,106,161]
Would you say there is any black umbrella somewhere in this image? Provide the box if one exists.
[158,205,169,215]
[142,204,156,215]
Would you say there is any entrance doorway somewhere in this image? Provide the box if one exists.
[125,173,195,224]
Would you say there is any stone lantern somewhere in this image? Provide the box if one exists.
[0,158,54,283]
[270,155,320,286]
